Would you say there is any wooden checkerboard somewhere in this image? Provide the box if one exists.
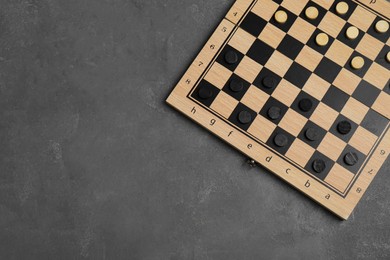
[167,0,389,219]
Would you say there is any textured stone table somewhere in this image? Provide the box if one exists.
[0,0,389,259]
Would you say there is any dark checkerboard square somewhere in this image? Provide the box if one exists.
[298,120,327,149]
[376,45,390,70]
[305,151,335,180]
[228,103,257,131]
[247,39,275,66]
[337,145,366,174]
[266,127,295,155]
[272,0,283,4]
[222,74,251,101]
[240,12,267,37]
[277,34,304,60]
[314,57,342,83]
[367,17,389,43]
[307,29,334,55]
[329,114,358,142]
[259,97,289,124]
[345,52,372,77]
[330,0,357,20]
[291,91,319,118]
[360,109,388,136]
[253,67,282,95]
[191,80,220,107]
[216,45,244,71]
[284,62,312,88]
[322,85,350,112]
[270,6,297,32]
[336,23,364,49]
[352,80,381,107]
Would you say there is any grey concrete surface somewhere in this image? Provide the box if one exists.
[0,0,389,259]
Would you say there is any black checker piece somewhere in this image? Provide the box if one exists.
[240,12,267,37]
[312,159,326,174]
[191,80,220,107]
[199,88,213,99]
[216,45,244,71]
[329,114,358,142]
[274,134,289,148]
[228,103,257,131]
[266,127,294,155]
[299,98,313,112]
[225,51,239,64]
[305,151,334,180]
[337,120,352,135]
[230,80,244,92]
[298,121,327,149]
[291,91,319,118]
[268,106,282,120]
[322,86,349,112]
[253,67,281,94]
[238,111,252,124]
[337,145,366,174]
[344,152,358,166]
[259,97,289,124]
[263,76,278,89]
[305,128,320,141]
[222,74,251,101]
